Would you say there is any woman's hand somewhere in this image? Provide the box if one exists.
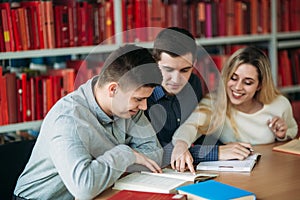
[219,142,253,160]
[267,116,287,139]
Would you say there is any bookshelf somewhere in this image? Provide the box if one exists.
[0,0,300,135]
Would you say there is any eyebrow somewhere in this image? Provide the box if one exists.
[162,65,193,71]
[232,73,256,81]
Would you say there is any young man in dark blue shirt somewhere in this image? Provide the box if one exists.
[145,27,252,173]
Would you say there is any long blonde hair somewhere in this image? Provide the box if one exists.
[222,46,280,136]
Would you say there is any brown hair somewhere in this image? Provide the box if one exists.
[97,44,163,91]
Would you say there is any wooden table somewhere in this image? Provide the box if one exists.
[213,142,300,200]
[95,142,300,200]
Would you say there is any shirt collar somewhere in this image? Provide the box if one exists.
[84,76,114,125]
[151,86,166,102]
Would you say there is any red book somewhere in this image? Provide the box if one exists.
[218,0,226,37]
[96,1,106,44]
[53,0,77,47]
[16,78,23,122]
[289,0,300,31]
[225,0,234,36]
[4,72,18,124]
[260,0,270,34]
[76,0,89,46]
[0,68,9,125]
[277,50,292,86]
[66,59,91,90]
[234,0,244,35]
[47,68,75,97]
[250,0,258,34]
[50,75,63,104]
[10,8,22,51]
[107,190,187,200]
[134,0,148,42]
[187,1,197,37]
[196,1,206,38]
[54,5,63,48]
[205,1,212,38]
[0,15,5,52]
[104,0,114,44]
[35,76,44,120]
[122,0,135,43]
[280,0,290,32]
[0,2,15,52]
[17,6,30,50]
[42,0,56,48]
[21,0,45,49]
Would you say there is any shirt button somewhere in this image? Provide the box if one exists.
[177,118,180,122]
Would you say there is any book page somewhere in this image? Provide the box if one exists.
[141,168,218,182]
[196,153,261,172]
[113,172,188,194]
[273,139,300,155]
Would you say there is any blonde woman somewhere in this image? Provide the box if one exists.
[171,46,298,172]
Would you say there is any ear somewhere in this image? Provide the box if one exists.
[256,84,262,91]
[108,82,118,97]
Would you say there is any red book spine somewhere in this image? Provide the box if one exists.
[196,1,206,38]
[0,72,9,125]
[225,0,234,36]
[205,2,212,38]
[35,76,44,120]
[5,72,18,124]
[11,9,22,51]
[104,0,114,44]
[218,0,226,36]
[0,15,5,52]
[250,0,258,34]
[16,79,23,122]
[54,6,63,48]
[134,0,148,42]
[0,2,15,52]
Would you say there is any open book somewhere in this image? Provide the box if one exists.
[112,168,218,194]
[273,139,300,155]
[196,153,261,172]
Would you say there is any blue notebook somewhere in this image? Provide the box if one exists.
[176,180,256,200]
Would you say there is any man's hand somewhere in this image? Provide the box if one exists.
[132,150,162,173]
[170,140,195,174]
[219,142,253,160]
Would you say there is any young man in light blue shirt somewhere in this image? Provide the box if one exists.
[14,45,163,200]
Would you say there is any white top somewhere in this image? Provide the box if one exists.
[173,95,298,146]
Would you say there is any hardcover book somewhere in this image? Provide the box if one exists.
[108,190,187,200]
[273,139,300,156]
[177,180,256,200]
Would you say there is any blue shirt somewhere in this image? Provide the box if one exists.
[145,73,218,164]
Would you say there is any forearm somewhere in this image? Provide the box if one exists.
[51,142,135,199]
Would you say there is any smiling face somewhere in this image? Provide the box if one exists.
[226,64,261,110]
[158,52,194,95]
[111,86,154,118]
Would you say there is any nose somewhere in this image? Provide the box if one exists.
[138,99,147,111]
[234,80,243,90]
[171,71,181,83]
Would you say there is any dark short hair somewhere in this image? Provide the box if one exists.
[152,27,197,62]
[97,44,162,91]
